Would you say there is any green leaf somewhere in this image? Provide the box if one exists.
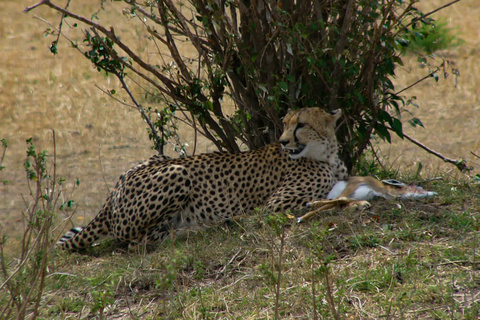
[392,55,404,66]
[417,56,427,64]
[375,125,391,143]
[204,101,213,111]
[60,200,75,210]
[391,118,404,139]
[414,31,424,39]
[286,43,293,55]
[395,37,409,47]
[378,110,393,126]
[390,99,400,112]
[49,41,58,55]
[278,81,288,93]
[408,117,424,128]
[286,74,295,83]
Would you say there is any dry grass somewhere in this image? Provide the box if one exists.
[377,0,480,176]
[1,0,480,319]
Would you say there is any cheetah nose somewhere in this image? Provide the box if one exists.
[279,139,288,146]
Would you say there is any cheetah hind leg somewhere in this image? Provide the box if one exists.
[126,213,196,252]
[125,164,194,250]
[123,209,190,252]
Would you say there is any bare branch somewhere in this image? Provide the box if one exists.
[328,0,356,112]
[388,128,471,173]
[24,0,49,13]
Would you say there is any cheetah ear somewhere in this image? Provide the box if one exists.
[330,109,342,122]
[282,108,293,121]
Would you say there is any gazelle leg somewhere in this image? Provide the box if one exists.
[297,202,338,223]
[297,197,371,223]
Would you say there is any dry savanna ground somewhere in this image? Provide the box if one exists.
[1,0,480,319]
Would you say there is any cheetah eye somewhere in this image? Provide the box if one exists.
[297,122,306,129]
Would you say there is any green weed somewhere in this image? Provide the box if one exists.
[399,18,464,55]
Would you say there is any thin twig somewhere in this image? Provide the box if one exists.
[368,141,388,173]
[27,1,182,93]
[96,79,210,143]
[89,28,164,153]
[274,226,286,320]
[50,0,72,51]
[415,177,443,184]
[191,112,198,156]
[324,266,340,320]
[51,129,56,212]
[387,127,470,172]
[94,85,134,108]
[96,145,111,194]
[471,151,480,160]
[394,67,440,97]
[312,262,318,320]
[118,73,164,153]
[0,214,49,291]
[24,0,49,12]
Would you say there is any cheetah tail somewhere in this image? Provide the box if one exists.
[56,227,84,247]
[56,208,109,251]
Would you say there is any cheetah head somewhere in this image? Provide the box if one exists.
[279,107,341,164]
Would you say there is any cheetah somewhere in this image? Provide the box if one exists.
[57,107,347,250]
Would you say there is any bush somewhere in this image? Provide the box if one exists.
[25,0,457,169]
